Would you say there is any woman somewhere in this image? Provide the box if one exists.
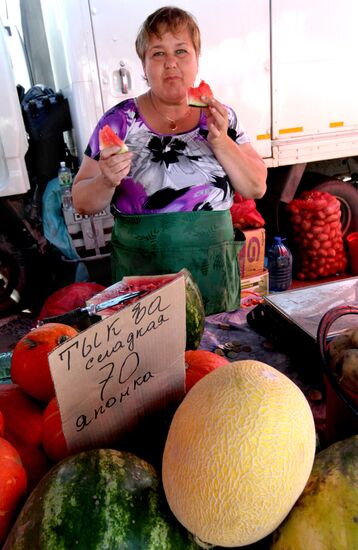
[72,6,267,315]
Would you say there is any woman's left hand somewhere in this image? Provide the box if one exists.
[203,97,230,149]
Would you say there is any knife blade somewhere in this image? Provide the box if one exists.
[38,290,144,326]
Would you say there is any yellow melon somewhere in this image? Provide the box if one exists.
[162,360,316,548]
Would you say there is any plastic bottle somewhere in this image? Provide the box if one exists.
[267,236,293,292]
[58,161,73,209]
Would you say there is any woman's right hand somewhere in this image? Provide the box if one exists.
[99,146,133,188]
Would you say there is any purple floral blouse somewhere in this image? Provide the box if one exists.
[85,98,249,215]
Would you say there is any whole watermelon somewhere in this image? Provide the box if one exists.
[270,434,358,550]
[4,449,199,550]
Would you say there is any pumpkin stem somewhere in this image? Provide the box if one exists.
[58,335,71,345]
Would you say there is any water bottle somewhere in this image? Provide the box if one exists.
[267,236,293,292]
[58,161,73,209]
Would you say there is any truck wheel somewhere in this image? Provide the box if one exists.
[0,236,27,315]
[298,176,358,236]
[312,179,358,236]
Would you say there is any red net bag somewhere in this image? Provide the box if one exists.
[230,193,265,230]
[287,190,348,280]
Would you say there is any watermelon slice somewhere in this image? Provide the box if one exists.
[187,80,213,107]
[99,124,128,153]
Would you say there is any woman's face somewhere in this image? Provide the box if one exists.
[143,27,198,103]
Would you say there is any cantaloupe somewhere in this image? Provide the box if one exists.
[162,360,316,548]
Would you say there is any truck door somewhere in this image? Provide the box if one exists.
[270,0,358,166]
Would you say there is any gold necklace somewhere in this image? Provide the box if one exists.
[148,91,192,131]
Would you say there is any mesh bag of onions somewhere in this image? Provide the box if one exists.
[287,190,348,280]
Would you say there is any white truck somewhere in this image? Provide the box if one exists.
[0,0,358,312]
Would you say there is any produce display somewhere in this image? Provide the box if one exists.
[0,273,357,548]
[3,449,199,550]
[287,190,347,280]
[187,80,213,107]
[162,360,316,547]
[271,435,358,550]
[39,352,224,463]
[328,326,358,403]
[10,323,78,402]
[98,123,128,153]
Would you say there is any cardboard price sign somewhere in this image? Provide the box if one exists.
[48,274,186,453]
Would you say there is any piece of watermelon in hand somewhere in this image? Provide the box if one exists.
[99,124,128,153]
[187,80,213,107]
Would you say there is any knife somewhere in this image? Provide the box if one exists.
[38,290,144,326]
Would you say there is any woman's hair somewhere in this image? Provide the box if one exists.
[135,6,201,62]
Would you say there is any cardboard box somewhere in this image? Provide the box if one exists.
[241,268,269,296]
[236,228,266,277]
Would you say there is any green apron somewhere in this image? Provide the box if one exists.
[110,210,245,315]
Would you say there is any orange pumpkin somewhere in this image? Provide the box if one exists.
[11,323,78,402]
[41,397,70,463]
[0,437,27,545]
[5,432,50,493]
[0,384,44,447]
[185,350,229,392]
[0,410,4,437]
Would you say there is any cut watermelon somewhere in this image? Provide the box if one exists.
[99,124,128,153]
[187,80,213,107]
[88,269,205,351]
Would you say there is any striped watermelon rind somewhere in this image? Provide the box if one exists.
[99,124,128,153]
[4,449,200,550]
[182,269,205,351]
[187,80,213,107]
